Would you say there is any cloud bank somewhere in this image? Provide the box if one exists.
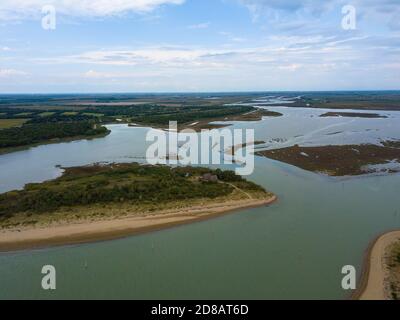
[239,0,400,29]
[0,0,185,20]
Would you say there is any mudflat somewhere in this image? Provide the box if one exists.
[256,142,400,176]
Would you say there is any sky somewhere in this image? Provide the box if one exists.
[0,0,399,93]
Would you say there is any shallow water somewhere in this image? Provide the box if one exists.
[0,103,399,299]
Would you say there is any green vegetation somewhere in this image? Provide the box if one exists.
[387,241,400,300]
[256,143,400,176]
[382,140,400,149]
[0,122,109,149]
[128,105,254,126]
[0,105,111,152]
[319,112,387,118]
[5,92,397,157]
[62,112,78,116]
[284,92,400,111]
[0,102,260,151]
[259,110,283,117]
[0,164,267,221]
[15,112,33,117]
[38,112,55,117]
[82,113,104,117]
[0,103,255,127]
[0,118,28,129]
[27,114,97,124]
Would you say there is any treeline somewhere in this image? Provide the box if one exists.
[131,105,253,125]
[0,108,102,122]
[27,114,98,124]
[0,122,108,148]
[0,104,255,126]
[0,164,257,217]
[0,103,255,152]
[0,107,39,118]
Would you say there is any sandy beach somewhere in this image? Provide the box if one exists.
[0,195,277,252]
[357,230,400,300]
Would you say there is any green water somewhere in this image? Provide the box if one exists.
[1,106,400,299]
[1,156,399,299]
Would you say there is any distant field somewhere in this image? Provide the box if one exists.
[38,112,55,117]
[0,119,28,129]
[15,112,33,117]
[62,112,78,116]
[82,113,104,117]
[296,92,400,111]
[2,92,399,112]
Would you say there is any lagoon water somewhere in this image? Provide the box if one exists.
[0,105,400,299]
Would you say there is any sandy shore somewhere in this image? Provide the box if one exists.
[356,230,400,300]
[0,196,276,252]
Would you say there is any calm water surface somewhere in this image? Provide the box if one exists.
[0,106,399,299]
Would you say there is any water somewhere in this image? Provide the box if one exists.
[0,105,399,299]
[0,125,153,193]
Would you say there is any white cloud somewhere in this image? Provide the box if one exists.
[41,36,365,73]
[0,68,28,77]
[239,0,400,30]
[188,22,210,29]
[219,31,247,43]
[83,69,167,79]
[61,48,230,69]
[231,37,247,42]
[278,63,302,71]
[84,70,109,78]
[20,29,399,88]
[238,0,339,24]
[84,70,131,78]
[0,0,185,20]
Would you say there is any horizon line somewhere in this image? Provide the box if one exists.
[1,89,400,96]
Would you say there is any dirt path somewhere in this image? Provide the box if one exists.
[225,182,253,200]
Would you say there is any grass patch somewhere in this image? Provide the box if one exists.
[38,112,55,117]
[15,112,33,117]
[82,113,104,117]
[62,112,79,116]
[0,119,28,129]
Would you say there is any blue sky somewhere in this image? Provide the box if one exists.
[0,0,399,93]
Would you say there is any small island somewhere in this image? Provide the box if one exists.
[256,142,400,176]
[0,163,276,251]
[319,112,387,119]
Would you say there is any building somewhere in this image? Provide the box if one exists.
[201,173,218,182]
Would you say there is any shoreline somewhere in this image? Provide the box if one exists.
[353,230,400,300]
[0,130,111,156]
[0,195,277,253]
[256,143,400,177]
[0,106,265,156]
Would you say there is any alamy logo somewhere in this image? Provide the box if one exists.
[341,265,356,290]
[342,5,357,30]
[146,122,255,176]
[41,265,56,290]
[42,5,56,30]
